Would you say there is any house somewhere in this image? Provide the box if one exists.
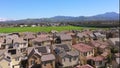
[93,32,106,41]
[20,32,36,41]
[3,38,13,49]
[8,49,23,68]
[52,44,79,68]
[55,34,72,45]
[87,56,107,68]
[2,38,28,54]
[32,35,52,46]
[66,32,76,45]
[41,54,55,68]
[28,46,55,68]
[89,33,96,40]
[72,43,94,65]
[23,34,36,41]
[13,38,28,54]
[74,64,94,68]
[76,33,89,43]
[89,40,110,55]
[0,48,23,68]
[0,50,11,68]
[107,38,120,50]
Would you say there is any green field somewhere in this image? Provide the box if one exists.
[0,26,108,33]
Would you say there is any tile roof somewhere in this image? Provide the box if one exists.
[66,32,75,36]
[41,54,55,62]
[32,37,51,42]
[35,46,48,54]
[37,34,48,38]
[77,33,89,38]
[13,38,27,43]
[72,43,94,53]
[6,34,19,39]
[28,46,51,58]
[101,52,109,57]
[60,34,72,41]
[24,34,36,39]
[90,40,109,48]
[56,33,72,40]
[67,50,79,57]
[53,44,71,52]
[87,56,105,61]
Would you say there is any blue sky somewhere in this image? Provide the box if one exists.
[0,0,119,20]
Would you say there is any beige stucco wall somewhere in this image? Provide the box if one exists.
[62,57,79,67]
[11,58,21,68]
[0,59,11,68]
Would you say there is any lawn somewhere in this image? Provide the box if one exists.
[0,26,108,33]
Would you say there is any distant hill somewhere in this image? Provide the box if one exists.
[0,12,119,23]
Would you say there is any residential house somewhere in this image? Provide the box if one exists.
[0,50,11,68]
[93,32,106,41]
[87,56,107,68]
[76,32,89,43]
[8,49,23,68]
[13,38,28,54]
[0,48,23,68]
[66,32,76,45]
[89,40,110,55]
[55,34,72,45]
[28,46,55,68]
[52,44,79,68]
[72,43,94,65]
[107,38,120,51]
[32,34,52,46]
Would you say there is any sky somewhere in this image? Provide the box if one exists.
[0,0,119,20]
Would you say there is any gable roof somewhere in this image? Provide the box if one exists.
[56,33,72,41]
[28,46,51,58]
[53,44,71,52]
[72,43,94,53]
[87,56,105,61]
[32,37,51,43]
[67,50,79,57]
[24,34,36,39]
[41,54,55,62]
[13,38,27,43]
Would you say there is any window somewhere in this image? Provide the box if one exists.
[7,56,11,59]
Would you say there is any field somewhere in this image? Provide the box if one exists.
[0,26,108,33]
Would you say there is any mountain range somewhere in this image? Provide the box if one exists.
[0,12,119,23]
